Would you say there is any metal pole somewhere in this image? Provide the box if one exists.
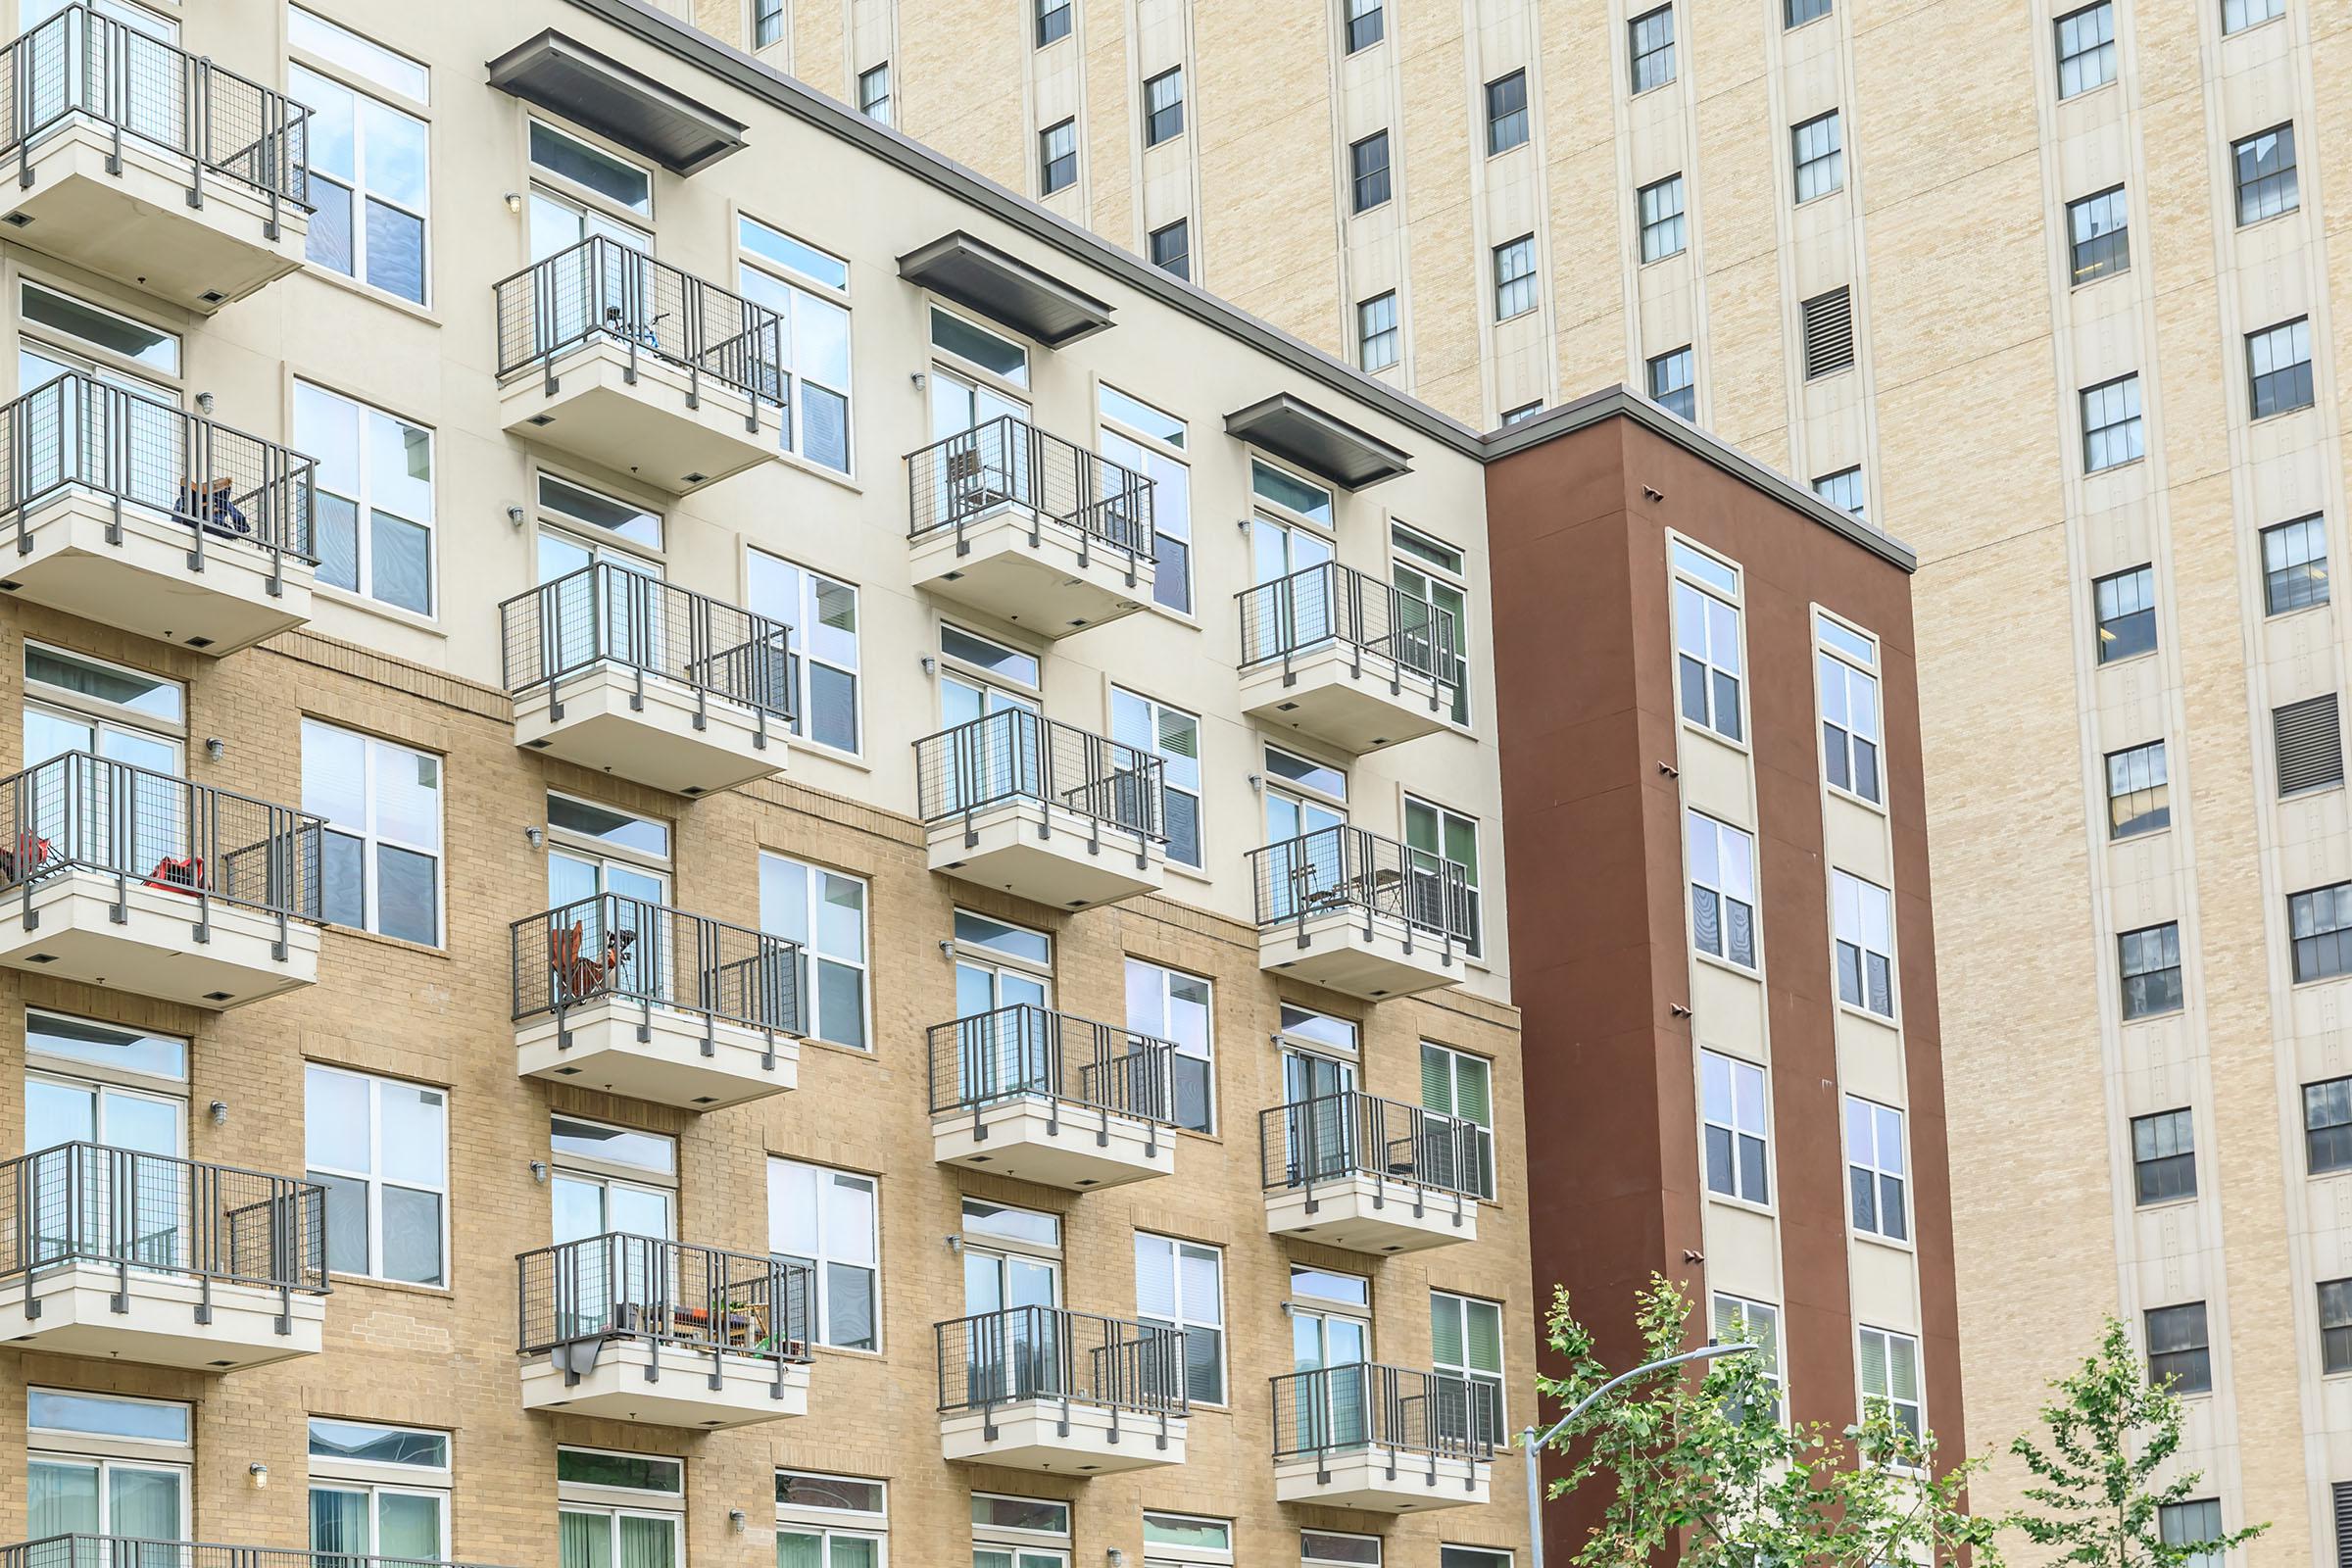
[1521,1341,1755,1568]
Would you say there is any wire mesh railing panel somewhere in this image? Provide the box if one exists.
[511,893,806,1037]
[925,1004,1178,1124]
[912,708,1164,839]
[905,414,1155,558]
[0,1141,326,1292]
[1268,1362,1496,1461]
[1249,823,1471,941]
[498,562,798,719]
[490,236,787,408]
[0,1537,511,1568]
[1256,1090,1487,1200]
[1236,561,1458,681]
[935,1304,1187,1416]
[515,1232,812,1363]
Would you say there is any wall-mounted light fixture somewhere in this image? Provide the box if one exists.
[945,1234,962,1253]
[529,1160,548,1184]
[248,1463,269,1490]
[1246,772,1263,793]
[204,738,224,762]
[195,391,215,415]
[919,655,937,675]
[908,371,925,391]
[525,826,545,849]
[727,1510,748,1535]
[209,1100,228,1126]
[504,191,522,214]
[506,504,526,527]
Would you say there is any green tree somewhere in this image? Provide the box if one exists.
[1536,1275,1997,1568]
[2007,1316,2267,1566]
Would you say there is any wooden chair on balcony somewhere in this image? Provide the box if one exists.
[550,921,636,1004]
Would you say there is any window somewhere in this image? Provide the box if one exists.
[1136,1233,1225,1404]
[1037,119,1078,194]
[1036,0,1070,45]
[1858,1326,1924,1439]
[857,63,892,124]
[1388,523,1468,719]
[775,1470,886,1566]
[1350,131,1392,212]
[1486,71,1529,155]
[2105,740,2171,837]
[975,1494,1070,1566]
[1711,1295,1784,1420]
[1431,1291,1505,1444]
[1302,1533,1381,1567]
[28,1390,190,1544]
[2145,1302,2211,1393]
[1648,345,1694,419]
[1801,287,1854,378]
[556,1448,682,1568]
[24,644,183,773]
[528,121,651,218]
[2132,1109,2196,1204]
[25,1012,187,1160]
[2263,514,2329,615]
[1100,384,1192,611]
[2277,695,2342,797]
[294,381,434,614]
[1832,871,1895,1015]
[1151,220,1190,279]
[2068,185,2130,284]
[1688,811,1757,969]
[2292,881,2352,982]
[753,0,785,48]
[1700,1049,1769,1203]
[2248,317,2314,417]
[735,215,853,474]
[21,280,179,376]
[1112,688,1201,865]
[1357,291,1399,371]
[2160,1500,2226,1568]
[1787,0,1831,24]
[1629,5,1676,92]
[550,1112,675,1246]
[760,853,868,1049]
[2309,1077,2352,1172]
[2225,0,2282,30]
[1493,235,1538,320]
[1127,958,1213,1131]
[1818,618,1882,803]
[1345,0,1383,52]
[1422,1042,1495,1199]
[1673,546,1742,740]
[2055,1,2115,96]
[1791,111,1842,202]
[2323,1282,2352,1375]
[309,1418,450,1563]
[1407,796,1483,956]
[2120,922,2182,1018]
[747,548,859,754]
[2081,374,2143,471]
[1145,1513,1231,1568]
[1845,1097,1908,1241]
[289,23,429,305]
[1812,466,1865,517]
[769,1158,877,1349]
[305,1063,446,1286]
[302,718,441,945]
[1639,175,1687,262]
[539,472,662,556]
[2094,564,2156,662]
[1145,69,1185,145]
[1501,400,1544,424]
[2234,123,2298,224]
[1440,1551,1510,1568]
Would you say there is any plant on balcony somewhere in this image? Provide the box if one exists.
[1536,1276,1997,1567]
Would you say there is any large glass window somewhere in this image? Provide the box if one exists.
[1394,523,1472,726]
[1430,1290,1505,1445]
[288,15,429,305]
[1406,795,1482,956]
[305,1063,446,1285]
[1858,1325,1924,1438]
[294,380,434,614]
[775,1470,886,1567]
[1817,614,1881,803]
[28,1390,190,1544]
[1832,870,1894,1016]
[1700,1049,1769,1204]
[2120,922,2182,1018]
[1672,543,1742,741]
[2054,0,2115,96]
[1421,1042,1494,1199]
[1648,345,1694,419]
[746,548,860,755]
[1844,1096,1907,1241]
[1099,385,1192,614]
[2262,515,2328,615]
[768,1158,878,1350]
[1686,810,1757,970]
[737,216,853,474]
[308,1418,450,1563]
[302,717,442,945]
[1136,1232,1225,1404]
[760,853,867,1050]
[1111,687,1201,866]
[1127,958,1212,1132]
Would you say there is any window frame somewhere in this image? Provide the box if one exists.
[2144,1302,2211,1395]
[1815,612,1882,806]
[301,716,444,946]
[2308,1076,2352,1174]
[304,1062,449,1287]
[1699,1048,1771,1207]
[1790,110,1843,204]
[2080,372,2144,472]
[759,851,870,1051]
[1485,70,1529,157]
[1421,1040,1495,1200]
[2289,880,2352,984]
[1349,131,1392,214]
[1148,219,1190,280]
[2105,737,2173,837]
[2131,1107,2197,1205]
[1344,0,1384,52]
[856,62,892,124]
[1492,234,1538,322]
[745,546,862,758]
[1857,1323,1925,1442]
[1135,1231,1226,1406]
[1098,383,1193,612]
[1039,118,1078,194]
[2246,316,2314,419]
[294,379,437,617]
[1143,67,1185,147]
[767,1156,881,1351]
[1035,0,1072,46]
[2092,564,2156,662]
[1628,5,1676,93]
[1710,1294,1785,1422]
[1638,173,1687,264]
[1430,1288,1506,1443]
[734,214,855,476]
[286,35,431,308]
[1111,686,1203,868]
[1126,956,1214,1133]
[307,1416,454,1565]
[2066,183,2131,286]
[2261,514,2329,616]
[1842,1094,1909,1244]
[2054,0,2116,98]
[2119,921,2183,1019]
[1686,809,1759,972]
[1356,290,1399,371]
[1831,868,1896,1017]
[28,1388,194,1544]
[2232,122,2299,226]
[1648,344,1695,419]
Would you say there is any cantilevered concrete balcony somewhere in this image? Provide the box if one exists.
[1,1539,506,1568]
[1270,1362,1494,1512]
[915,710,1166,910]
[1237,562,1458,755]
[937,1305,1187,1474]
[928,1004,1179,1190]
[1250,824,1472,1000]
[501,563,792,798]
[905,415,1154,636]
[0,9,313,311]
[0,751,322,1009]
[516,1232,810,1430]
[494,236,785,493]
[513,892,802,1112]
[0,372,318,655]
[0,1142,326,1370]
[1259,1090,1484,1254]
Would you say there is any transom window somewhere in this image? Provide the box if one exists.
[975,1494,1069,1567]
[550,1113,675,1245]
[776,1469,886,1567]
[1302,1532,1381,1567]
[528,120,651,216]
[1252,459,1333,525]
[557,1446,683,1568]
[1144,1512,1231,1568]
[29,1389,191,1544]
[1700,1049,1769,1205]
[1686,809,1757,969]
[308,1417,451,1564]
[21,280,178,377]
[24,642,183,773]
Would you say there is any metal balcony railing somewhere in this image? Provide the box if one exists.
[937,1304,1187,1433]
[492,235,786,420]
[0,750,323,938]
[927,1002,1178,1134]
[511,892,805,1046]
[0,1142,326,1324]
[2,1541,508,1568]
[0,6,313,224]
[906,414,1154,570]
[1250,823,1473,951]
[914,709,1163,863]
[1237,560,1458,696]
[516,1231,811,1391]
[499,562,799,733]
[1,371,318,583]
[1270,1362,1497,1473]
[1260,1090,1488,1210]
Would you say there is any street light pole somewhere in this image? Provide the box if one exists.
[1520,1342,1756,1568]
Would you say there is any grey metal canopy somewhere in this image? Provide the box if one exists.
[1225,393,1413,489]
[488,31,748,175]
[898,231,1114,347]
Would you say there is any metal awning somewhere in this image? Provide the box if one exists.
[487,31,747,175]
[1225,393,1412,489]
[898,231,1114,347]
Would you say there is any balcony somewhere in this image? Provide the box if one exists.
[937,1305,1187,1474]
[516,1232,811,1430]
[915,710,1166,909]
[1270,1362,1494,1511]
[501,563,793,798]
[906,416,1154,636]
[0,1541,509,1568]
[0,373,318,655]
[0,1142,326,1370]
[1259,1091,1483,1254]
[513,893,802,1112]
[0,752,322,1008]
[928,1004,1178,1190]
[0,8,312,311]
[1237,563,1458,754]
[494,237,785,493]
[1251,825,1472,1000]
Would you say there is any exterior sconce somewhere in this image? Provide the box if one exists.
[529,1160,548,1184]
[504,191,522,214]
[248,1463,269,1489]
[525,826,545,849]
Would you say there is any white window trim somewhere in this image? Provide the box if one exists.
[556,1445,686,1504]
[929,303,1033,394]
[24,1010,188,1093]
[1668,535,1748,747]
[1685,808,1759,972]
[1112,686,1204,870]
[1831,867,1897,1019]
[1698,1048,1771,1209]
[735,215,855,477]
[938,619,1043,696]
[304,717,445,946]
[1248,455,1336,532]
[526,115,655,221]
[1127,957,1214,1133]
[306,1062,449,1287]
[1140,1509,1233,1566]
[1710,1292,1786,1423]
[307,1477,453,1561]
[760,850,871,1051]
[1430,1287,1506,1431]
[1856,1323,1926,1455]
[769,1156,882,1352]
[1136,1231,1227,1407]
[746,547,864,760]
[284,55,432,308]
[1843,1093,1911,1247]
[1813,608,1884,808]
[295,382,438,617]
